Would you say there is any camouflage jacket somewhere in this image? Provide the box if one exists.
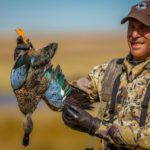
[71,56,150,150]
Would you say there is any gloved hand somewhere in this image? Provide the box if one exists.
[62,104,101,135]
[14,36,33,60]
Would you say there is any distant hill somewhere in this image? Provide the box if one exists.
[0,93,17,106]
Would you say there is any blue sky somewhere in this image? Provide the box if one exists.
[1,0,140,33]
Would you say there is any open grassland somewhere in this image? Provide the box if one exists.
[0,32,129,149]
[1,32,128,93]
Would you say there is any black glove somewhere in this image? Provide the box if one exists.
[62,104,101,135]
[14,36,33,60]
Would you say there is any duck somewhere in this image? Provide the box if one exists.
[11,29,93,146]
[11,29,72,146]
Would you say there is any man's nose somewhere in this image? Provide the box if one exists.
[131,30,140,38]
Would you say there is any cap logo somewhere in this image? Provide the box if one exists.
[136,1,148,10]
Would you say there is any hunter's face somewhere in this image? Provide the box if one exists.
[127,19,150,60]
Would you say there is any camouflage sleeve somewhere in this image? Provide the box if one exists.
[94,119,150,149]
[70,64,108,103]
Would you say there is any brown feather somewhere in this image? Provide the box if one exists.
[64,86,94,110]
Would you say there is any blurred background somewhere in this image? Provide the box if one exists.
[0,0,140,150]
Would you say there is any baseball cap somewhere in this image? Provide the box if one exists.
[121,1,150,26]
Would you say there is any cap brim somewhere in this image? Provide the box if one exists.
[121,13,150,26]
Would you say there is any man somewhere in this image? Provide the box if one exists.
[62,1,150,150]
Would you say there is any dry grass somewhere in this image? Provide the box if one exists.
[0,104,100,150]
[1,32,128,93]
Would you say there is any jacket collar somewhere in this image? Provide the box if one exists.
[123,54,150,81]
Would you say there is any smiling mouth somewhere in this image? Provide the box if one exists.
[131,41,144,44]
[130,41,145,49]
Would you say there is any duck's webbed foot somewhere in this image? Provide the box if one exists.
[22,113,33,146]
